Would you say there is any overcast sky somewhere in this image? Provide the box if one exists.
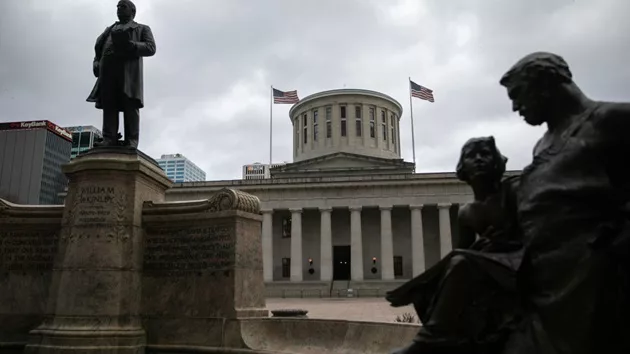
[1,0,629,180]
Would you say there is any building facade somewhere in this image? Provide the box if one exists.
[164,89,516,296]
[242,162,287,180]
[0,120,72,205]
[157,153,206,182]
[65,125,103,158]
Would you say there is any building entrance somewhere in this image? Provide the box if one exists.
[333,245,351,280]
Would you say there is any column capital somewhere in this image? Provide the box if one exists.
[260,209,274,214]
[379,205,393,211]
[437,203,452,209]
[409,204,424,210]
[289,208,303,213]
[319,207,333,212]
[348,206,362,212]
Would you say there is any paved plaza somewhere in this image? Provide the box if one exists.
[266,297,418,324]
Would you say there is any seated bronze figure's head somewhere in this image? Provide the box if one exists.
[500,52,574,126]
[456,136,507,184]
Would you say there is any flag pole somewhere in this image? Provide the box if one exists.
[269,85,273,167]
[409,77,417,173]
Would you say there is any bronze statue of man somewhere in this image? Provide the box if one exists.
[86,0,155,148]
[500,52,630,354]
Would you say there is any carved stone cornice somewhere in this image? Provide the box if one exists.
[0,198,64,220]
[143,188,260,216]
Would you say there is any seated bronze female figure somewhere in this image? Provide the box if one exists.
[387,136,523,354]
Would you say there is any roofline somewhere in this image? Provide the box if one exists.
[289,89,404,118]
[166,170,522,189]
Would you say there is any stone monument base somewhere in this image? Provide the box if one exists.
[24,147,171,354]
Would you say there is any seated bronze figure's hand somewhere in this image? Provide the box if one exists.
[92,61,99,78]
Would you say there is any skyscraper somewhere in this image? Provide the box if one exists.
[0,120,72,205]
[65,125,103,158]
[156,153,206,183]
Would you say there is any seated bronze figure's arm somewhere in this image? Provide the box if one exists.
[130,25,156,57]
[457,206,477,249]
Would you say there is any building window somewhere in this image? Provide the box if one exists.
[369,108,375,138]
[355,106,362,137]
[282,217,292,238]
[282,258,291,278]
[382,111,387,141]
[326,107,332,138]
[303,114,308,144]
[394,256,403,277]
[340,105,347,137]
[313,109,318,142]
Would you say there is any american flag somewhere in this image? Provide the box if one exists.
[273,88,299,104]
[410,80,435,103]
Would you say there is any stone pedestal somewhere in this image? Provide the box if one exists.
[25,148,172,354]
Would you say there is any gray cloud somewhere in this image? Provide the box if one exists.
[1,0,629,180]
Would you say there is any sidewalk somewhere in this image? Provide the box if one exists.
[266,297,417,323]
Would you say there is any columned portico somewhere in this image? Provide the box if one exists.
[438,203,452,258]
[349,206,364,281]
[261,209,273,282]
[379,206,394,280]
[410,204,425,276]
[290,208,303,281]
[319,207,333,281]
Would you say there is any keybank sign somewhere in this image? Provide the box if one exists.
[0,120,73,142]
[20,121,47,129]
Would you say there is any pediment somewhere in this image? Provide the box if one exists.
[271,152,414,177]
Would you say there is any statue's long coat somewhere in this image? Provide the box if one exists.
[86,21,155,110]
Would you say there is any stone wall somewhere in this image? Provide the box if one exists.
[141,189,268,348]
[0,199,63,347]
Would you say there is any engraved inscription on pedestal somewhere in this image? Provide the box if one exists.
[62,185,128,242]
[0,230,59,272]
[144,225,234,276]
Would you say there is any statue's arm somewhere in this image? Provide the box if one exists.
[457,206,477,249]
[131,25,156,57]
[92,28,109,77]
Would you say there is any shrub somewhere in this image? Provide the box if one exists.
[394,312,418,323]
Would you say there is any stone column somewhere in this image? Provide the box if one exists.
[319,207,333,281]
[410,205,425,276]
[261,209,274,282]
[349,206,364,281]
[379,206,395,280]
[290,208,303,282]
[438,203,452,258]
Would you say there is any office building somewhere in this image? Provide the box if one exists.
[156,153,206,183]
[0,120,72,205]
[65,125,103,158]
[242,162,286,180]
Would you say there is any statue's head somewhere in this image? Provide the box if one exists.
[456,136,507,184]
[117,0,136,22]
[500,52,573,126]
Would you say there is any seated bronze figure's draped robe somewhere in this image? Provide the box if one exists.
[387,175,525,353]
[504,102,630,354]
